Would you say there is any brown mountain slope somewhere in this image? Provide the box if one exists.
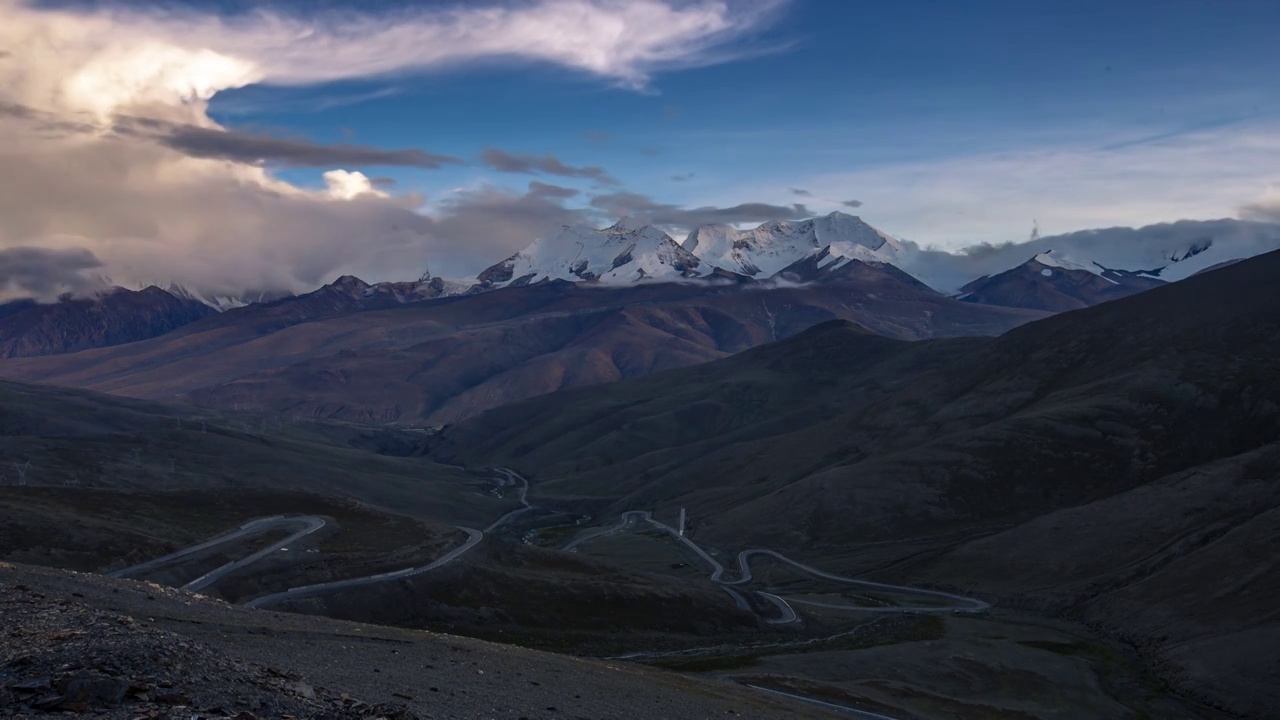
[0,263,1045,425]
[432,250,1280,543]
[958,255,1165,311]
[0,286,215,358]
[429,251,1280,716]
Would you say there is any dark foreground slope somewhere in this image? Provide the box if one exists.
[0,267,1044,425]
[0,563,825,719]
[432,250,1280,716]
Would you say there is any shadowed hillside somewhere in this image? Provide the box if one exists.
[0,287,215,358]
[431,251,1280,716]
[0,265,1044,425]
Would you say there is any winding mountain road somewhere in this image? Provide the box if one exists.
[245,526,483,608]
[484,468,534,532]
[111,469,535,607]
[565,510,990,623]
[109,515,328,593]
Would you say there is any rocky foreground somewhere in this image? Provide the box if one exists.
[0,563,826,719]
[1,572,412,718]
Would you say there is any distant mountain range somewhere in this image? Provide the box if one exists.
[16,213,1277,311]
[466,212,1280,303]
[0,258,1042,425]
[119,213,1280,313]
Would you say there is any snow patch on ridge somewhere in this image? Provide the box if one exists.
[479,219,708,288]
[683,211,905,278]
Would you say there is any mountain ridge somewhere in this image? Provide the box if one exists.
[0,286,216,358]
[0,261,1044,424]
[427,250,1280,716]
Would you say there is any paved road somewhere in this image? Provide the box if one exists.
[565,510,990,623]
[184,516,328,593]
[744,684,901,720]
[484,468,534,532]
[108,515,327,594]
[245,526,483,608]
[251,468,538,607]
[112,469,533,608]
[723,548,991,614]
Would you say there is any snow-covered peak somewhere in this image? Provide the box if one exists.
[1031,250,1106,276]
[163,283,294,311]
[607,215,651,233]
[904,219,1280,293]
[477,222,708,288]
[1022,237,1224,282]
[684,211,904,278]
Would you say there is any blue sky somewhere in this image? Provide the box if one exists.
[202,0,1280,247]
[5,0,1280,289]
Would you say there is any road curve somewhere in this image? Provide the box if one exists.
[249,468,535,606]
[245,526,483,608]
[111,469,531,607]
[723,548,991,614]
[562,511,641,551]
[565,510,990,622]
[184,516,327,592]
[108,515,327,594]
[484,468,534,532]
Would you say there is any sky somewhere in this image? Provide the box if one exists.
[2,0,1280,297]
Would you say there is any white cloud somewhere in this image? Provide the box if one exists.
[788,123,1280,251]
[0,0,786,298]
[323,170,388,200]
[4,0,784,120]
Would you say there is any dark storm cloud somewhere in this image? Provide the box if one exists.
[369,176,397,187]
[5,107,463,169]
[480,148,617,184]
[0,246,104,300]
[124,119,462,168]
[790,187,812,196]
[0,101,97,137]
[590,191,810,228]
[842,199,864,208]
[670,173,695,182]
[527,181,580,199]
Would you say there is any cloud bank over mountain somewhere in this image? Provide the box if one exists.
[0,0,787,299]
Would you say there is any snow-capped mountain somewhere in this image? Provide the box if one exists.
[684,211,905,278]
[900,219,1280,294]
[163,284,294,312]
[475,218,709,289]
[0,285,216,358]
[355,273,473,301]
[956,250,1166,312]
